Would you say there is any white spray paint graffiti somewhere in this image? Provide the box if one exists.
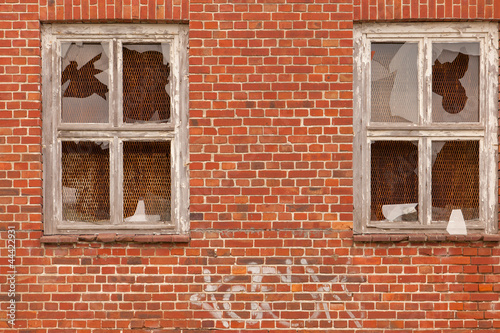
[190,258,363,328]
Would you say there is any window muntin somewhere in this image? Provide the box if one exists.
[42,24,189,235]
[354,23,498,234]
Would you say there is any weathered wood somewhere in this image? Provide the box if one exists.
[42,24,189,235]
[354,22,498,234]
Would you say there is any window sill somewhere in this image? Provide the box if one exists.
[40,233,190,244]
[353,233,500,243]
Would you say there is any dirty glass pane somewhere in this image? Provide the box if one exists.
[123,141,171,222]
[62,141,110,222]
[432,43,479,122]
[122,44,171,123]
[61,43,109,123]
[371,42,418,124]
[432,141,479,221]
[371,141,418,222]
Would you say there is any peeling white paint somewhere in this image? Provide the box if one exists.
[354,22,498,234]
[190,259,362,329]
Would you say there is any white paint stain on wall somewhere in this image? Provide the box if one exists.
[190,258,363,329]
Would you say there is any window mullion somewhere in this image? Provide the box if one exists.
[110,136,121,225]
[117,39,124,126]
[423,37,432,126]
[109,38,117,126]
[421,137,431,226]
[110,38,121,226]
[422,37,431,226]
[419,37,426,126]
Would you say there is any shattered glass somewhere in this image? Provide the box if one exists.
[432,43,479,122]
[122,44,171,123]
[371,141,419,222]
[61,43,109,123]
[123,141,171,222]
[62,141,110,222]
[432,140,479,221]
[371,42,419,123]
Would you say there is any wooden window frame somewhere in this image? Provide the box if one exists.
[41,24,189,235]
[353,22,498,234]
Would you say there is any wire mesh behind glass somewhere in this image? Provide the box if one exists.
[123,141,172,223]
[61,43,110,123]
[62,141,110,222]
[122,44,171,124]
[370,141,419,222]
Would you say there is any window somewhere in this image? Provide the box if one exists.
[353,23,498,234]
[42,24,189,235]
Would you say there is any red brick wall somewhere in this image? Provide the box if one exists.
[1,0,500,331]
[354,0,500,21]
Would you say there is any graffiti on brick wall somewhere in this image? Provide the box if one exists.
[190,258,364,328]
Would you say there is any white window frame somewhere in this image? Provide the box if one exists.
[353,22,498,234]
[41,24,189,235]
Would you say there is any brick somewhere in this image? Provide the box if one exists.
[6,1,500,331]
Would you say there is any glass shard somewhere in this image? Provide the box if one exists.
[61,43,109,123]
[446,209,467,235]
[62,141,110,222]
[123,141,171,222]
[371,43,418,124]
[371,141,419,221]
[432,43,479,122]
[432,140,479,221]
[122,44,171,123]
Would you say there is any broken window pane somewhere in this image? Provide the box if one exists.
[62,141,110,222]
[371,141,418,222]
[432,140,479,221]
[432,43,479,122]
[371,42,418,124]
[122,44,171,123]
[123,141,171,222]
[61,43,109,123]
